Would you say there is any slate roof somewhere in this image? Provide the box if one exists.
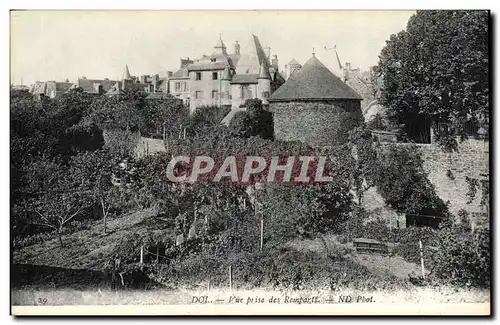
[77,78,115,93]
[46,82,73,94]
[187,61,227,71]
[106,81,150,95]
[170,68,189,79]
[269,55,363,102]
[234,35,270,75]
[230,74,259,84]
[288,58,301,67]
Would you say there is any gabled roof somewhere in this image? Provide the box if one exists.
[77,78,115,93]
[170,68,189,79]
[269,55,363,102]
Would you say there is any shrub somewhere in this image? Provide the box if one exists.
[432,227,490,288]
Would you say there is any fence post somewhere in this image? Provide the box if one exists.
[260,217,264,251]
[140,245,144,266]
[229,265,232,291]
[419,240,426,279]
[156,246,159,263]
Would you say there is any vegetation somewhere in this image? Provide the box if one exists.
[376,10,489,143]
[11,11,490,292]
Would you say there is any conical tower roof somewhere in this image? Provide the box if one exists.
[234,34,269,75]
[269,55,362,101]
[214,36,227,55]
[122,65,132,80]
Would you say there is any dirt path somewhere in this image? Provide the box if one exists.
[286,234,423,279]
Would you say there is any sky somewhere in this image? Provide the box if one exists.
[10,10,415,85]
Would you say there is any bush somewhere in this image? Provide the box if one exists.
[392,226,438,264]
[432,227,490,288]
[13,232,54,249]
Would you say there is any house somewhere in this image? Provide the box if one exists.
[175,34,285,113]
[269,54,363,148]
[74,77,116,95]
[106,65,159,96]
[283,58,302,80]
[30,80,74,99]
[168,59,193,107]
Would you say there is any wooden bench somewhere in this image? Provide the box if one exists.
[353,238,389,255]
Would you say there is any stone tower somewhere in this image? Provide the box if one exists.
[221,65,233,107]
[269,55,363,147]
[257,61,271,105]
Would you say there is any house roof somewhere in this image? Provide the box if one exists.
[106,81,151,95]
[170,68,189,79]
[230,74,259,84]
[187,61,228,71]
[77,78,115,93]
[234,34,270,75]
[288,58,301,67]
[46,82,73,93]
[269,55,363,102]
[122,65,132,80]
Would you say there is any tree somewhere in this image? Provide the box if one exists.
[229,99,274,139]
[371,145,449,220]
[377,10,489,143]
[70,149,120,234]
[348,127,378,205]
[143,96,189,138]
[21,159,88,247]
[84,89,146,133]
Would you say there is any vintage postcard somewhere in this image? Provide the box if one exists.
[10,10,490,316]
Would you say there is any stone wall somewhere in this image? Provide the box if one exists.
[384,139,489,227]
[270,100,363,147]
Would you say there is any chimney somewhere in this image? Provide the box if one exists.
[234,41,240,55]
[271,55,279,68]
[345,62,351,71]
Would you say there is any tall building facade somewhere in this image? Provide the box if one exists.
[168,34,285,113]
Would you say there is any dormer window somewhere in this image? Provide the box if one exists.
[210,58,216,63]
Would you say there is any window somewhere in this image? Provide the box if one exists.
[240,85,252,99]
[196,72,202,80]
[195,91,202,99]
[212,72,218,80]
[183,82,189,92]
[262,91,270,99]
[175,82,181,92]
[212,90,218,99]
[210,58,216,62]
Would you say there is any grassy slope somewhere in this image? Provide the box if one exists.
[14,207,422,281]
[13,208,171,270]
